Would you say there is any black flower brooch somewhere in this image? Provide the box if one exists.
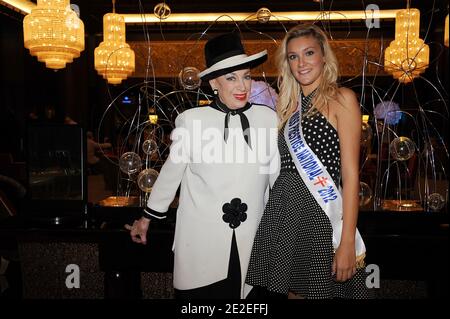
[222,198,248,229]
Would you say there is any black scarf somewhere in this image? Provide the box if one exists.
[209,98,252,148]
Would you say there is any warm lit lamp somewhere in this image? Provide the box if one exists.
[384,8,429,83]
[94,0,135,85]
[445,14,449,47]
[23,0,84,69]
[149,114,158,124]
[362,115,370,123]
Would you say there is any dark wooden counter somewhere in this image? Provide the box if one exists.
[0,207,448,298]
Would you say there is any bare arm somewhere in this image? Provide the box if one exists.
[332,87,361,282]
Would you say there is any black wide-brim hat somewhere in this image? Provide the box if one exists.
[199,32,268,81]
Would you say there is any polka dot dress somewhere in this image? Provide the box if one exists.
[246,91,372,299]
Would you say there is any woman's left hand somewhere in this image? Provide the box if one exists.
[332,242,357,282]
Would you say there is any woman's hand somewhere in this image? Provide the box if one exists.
[124,217,150,245]
[332,242,357,282]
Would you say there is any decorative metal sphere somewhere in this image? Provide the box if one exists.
[137,168,159,192]
[256,7,271,23]
[178,67,201,90]
[154,2,171,20]
[142,139,158,155]
[427,193,445,211]
[389,136,416,161]
[119,152,142,175]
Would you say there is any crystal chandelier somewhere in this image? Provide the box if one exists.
[94,0,135,85]
[384,8,429,83]
[23,0,85,70]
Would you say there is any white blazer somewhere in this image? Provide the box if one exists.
[144,104,279,298]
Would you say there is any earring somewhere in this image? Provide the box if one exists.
[213,88,218,96]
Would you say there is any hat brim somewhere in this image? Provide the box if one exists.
[199,50,268,81]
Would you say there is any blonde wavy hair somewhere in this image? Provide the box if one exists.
[277,24,340,128]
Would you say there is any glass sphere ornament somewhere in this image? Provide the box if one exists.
[427,193,445,211]
[256,7,271,23]
[142,139,158,155]
[178,67,201,90]
[154,3,171,19]
[359,182,373,206]
[137,168,159,192]
[389,136,416,161]
[361,122,373,145]
[119,152,142,175]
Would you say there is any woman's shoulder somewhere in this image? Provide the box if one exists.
[250,103,277,115]
[332,87,359,111]
[327,87,360,123]
[250,104,278,124]
[177,105,213,118]
[336,87,357,102]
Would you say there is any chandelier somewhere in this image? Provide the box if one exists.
[94,0,135,85]
[23,0,85,70]
[384,8,429,83]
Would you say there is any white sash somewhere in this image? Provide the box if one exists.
[284,108,366,258]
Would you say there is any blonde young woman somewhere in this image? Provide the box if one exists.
[246,24,372,299]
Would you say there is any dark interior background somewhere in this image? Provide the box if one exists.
[0,0,448,177]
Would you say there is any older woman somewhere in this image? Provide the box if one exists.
[126,32,279,299]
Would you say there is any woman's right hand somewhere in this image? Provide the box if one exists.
[124,217,150,245]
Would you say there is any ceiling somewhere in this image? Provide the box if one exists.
[1,0,447,38]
